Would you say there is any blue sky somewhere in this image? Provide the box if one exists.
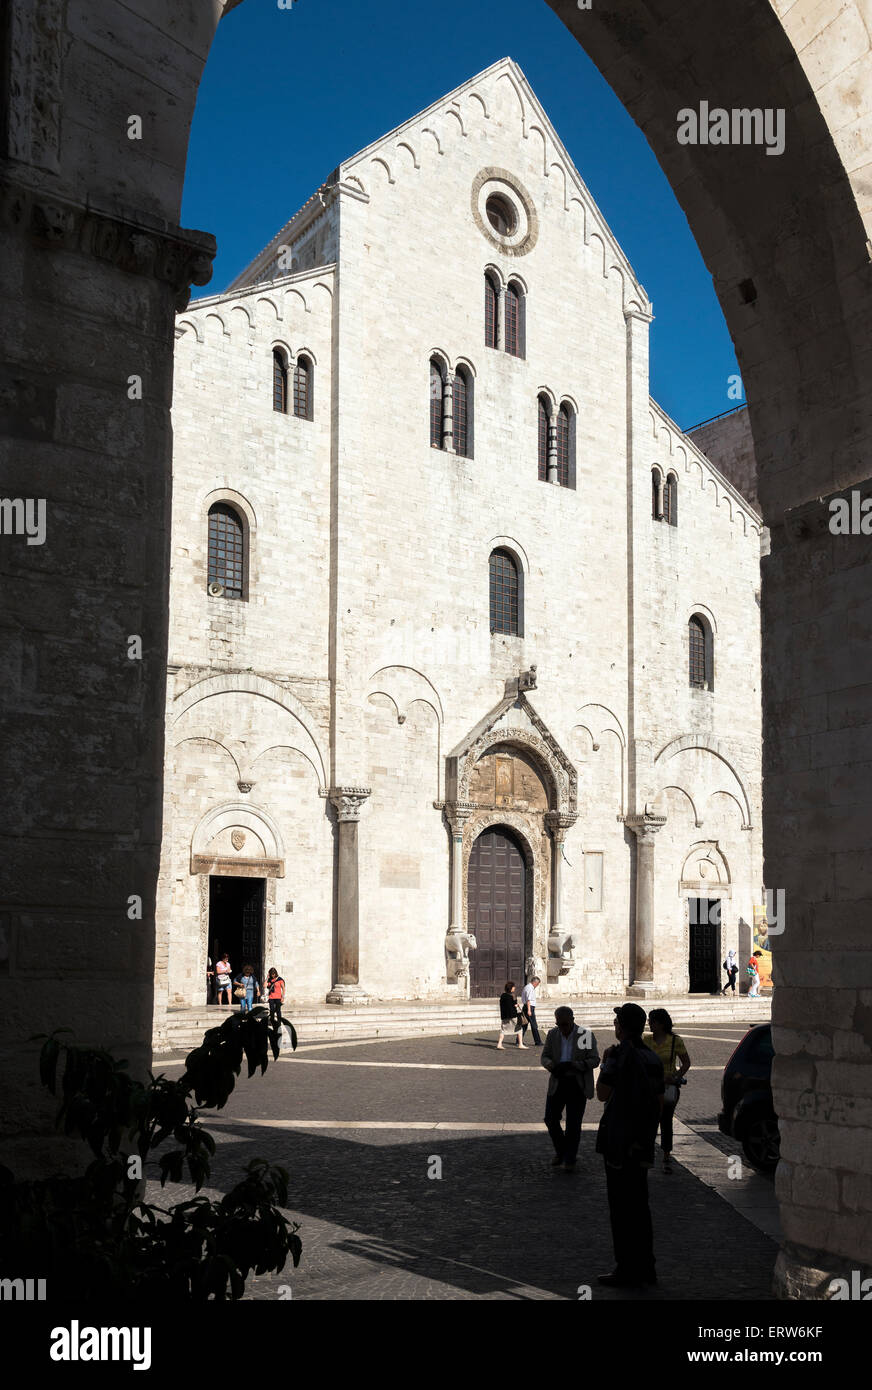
[182,0,741,431]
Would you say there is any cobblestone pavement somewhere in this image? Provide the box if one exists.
[151,1021,778,1301]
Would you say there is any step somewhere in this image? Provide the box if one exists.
[156,995,771,1055]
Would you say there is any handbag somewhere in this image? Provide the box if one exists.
[663,1037,679,1105]
[233,983,247,999]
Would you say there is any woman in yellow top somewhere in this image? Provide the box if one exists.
[645,1009,691,1174]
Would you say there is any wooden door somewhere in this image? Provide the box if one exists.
[468,828,525,998]
[688,900,720,993]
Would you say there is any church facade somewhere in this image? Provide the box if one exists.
[155,58,764,1024]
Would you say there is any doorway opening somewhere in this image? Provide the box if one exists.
[688,898,721,993]
[208,875,265,1002]
[468,826,526,999]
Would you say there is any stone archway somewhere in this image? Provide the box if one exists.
[3,0,870,1290]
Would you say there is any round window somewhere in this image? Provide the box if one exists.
[485,194,517,237]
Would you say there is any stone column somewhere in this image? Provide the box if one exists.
[326,787,371,1005]
[545,812,577,975]
[547,417,559,485]
[655,474,665,519]
[624,814,666,995]
[444,802,477,986]
[442,374,454,453]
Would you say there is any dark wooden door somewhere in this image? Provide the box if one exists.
[468,828,525,999]
[689,900,720,992]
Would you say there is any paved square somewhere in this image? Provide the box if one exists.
[151,1021,778,1300]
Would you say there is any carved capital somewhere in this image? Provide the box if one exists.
[545,810,577,841]
[443,800,478,836]
[0,175,216,311]
[329,786,372,822]
[622,814,667,842]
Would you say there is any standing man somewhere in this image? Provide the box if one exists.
[541,1006,600,1171]
[595,1003,664,1287]
[520,976,542,1046]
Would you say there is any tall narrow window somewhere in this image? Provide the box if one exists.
[664,472,678,526]
[652,468,662,519]
[556,404,571,488]
[430,358,445,448]
[293,355,313,419]
[207,503,245,600]
[505,282,523,357]
[454,367,472,458]
[689,615,713,689]
[489,548,520,636]
[538,395,549,482]
[485,273,499,349]
[272,349,288,414]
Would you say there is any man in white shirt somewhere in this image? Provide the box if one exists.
[541,1006,600,1171]
[520,976,542,1045]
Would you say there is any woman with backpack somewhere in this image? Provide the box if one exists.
[644,1009,691,1174]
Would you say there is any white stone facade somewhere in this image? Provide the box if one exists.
[155,58,763,1020]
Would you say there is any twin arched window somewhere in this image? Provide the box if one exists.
[538,396,575,487]
[484,273,525,358]
[489,548,521,635]
[652,467,678,525]
[272,348,313,419]
[430,358,473,457]
[689,614,714,689]
[207,503,245,600]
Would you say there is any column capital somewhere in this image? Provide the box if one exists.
[329,786,371,822]
[545,811,577,840]
[443,800,478,835]
[622,813,667,841]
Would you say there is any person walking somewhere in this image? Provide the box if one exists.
[747,950,763,997]
[266,966,285,1027]
[645,1009,691,1174]
[234,962,261,1015]
[595,1002,664,1288]
[496,981,525,1050]
[520,976,542,1045]
[722,948,739,995]
[215,953,233,1007]
[541,1006,600,1171]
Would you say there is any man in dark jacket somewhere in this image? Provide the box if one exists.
[541,1007,600,1171]
[595,1002,664,1287]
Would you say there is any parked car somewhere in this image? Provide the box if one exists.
[718,1022,780,1170]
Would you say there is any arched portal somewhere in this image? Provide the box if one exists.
[467,826,528,999]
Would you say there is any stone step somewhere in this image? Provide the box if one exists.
[156,995,771,1054]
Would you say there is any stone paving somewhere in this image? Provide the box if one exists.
[150,1023,779,1301]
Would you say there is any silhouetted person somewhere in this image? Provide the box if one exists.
[596,1003,664,1287]
[541,1006,600,1171]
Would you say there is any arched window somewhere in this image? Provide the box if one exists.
[489,548,520,636]
[652,467,662,519]
[537,395,550,482]
[453,367,473,458]
[556,404,572,488]
[207,503,245,600]
[663,472,678,526]
[430,358,445,448]
[293,355,313,420]
[505,281,524,358]
[485,273,499,349]
[272,349,288,414]
[689,615,713,689]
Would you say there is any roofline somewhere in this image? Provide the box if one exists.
[185,262,336,313]
[649,396,761,523]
